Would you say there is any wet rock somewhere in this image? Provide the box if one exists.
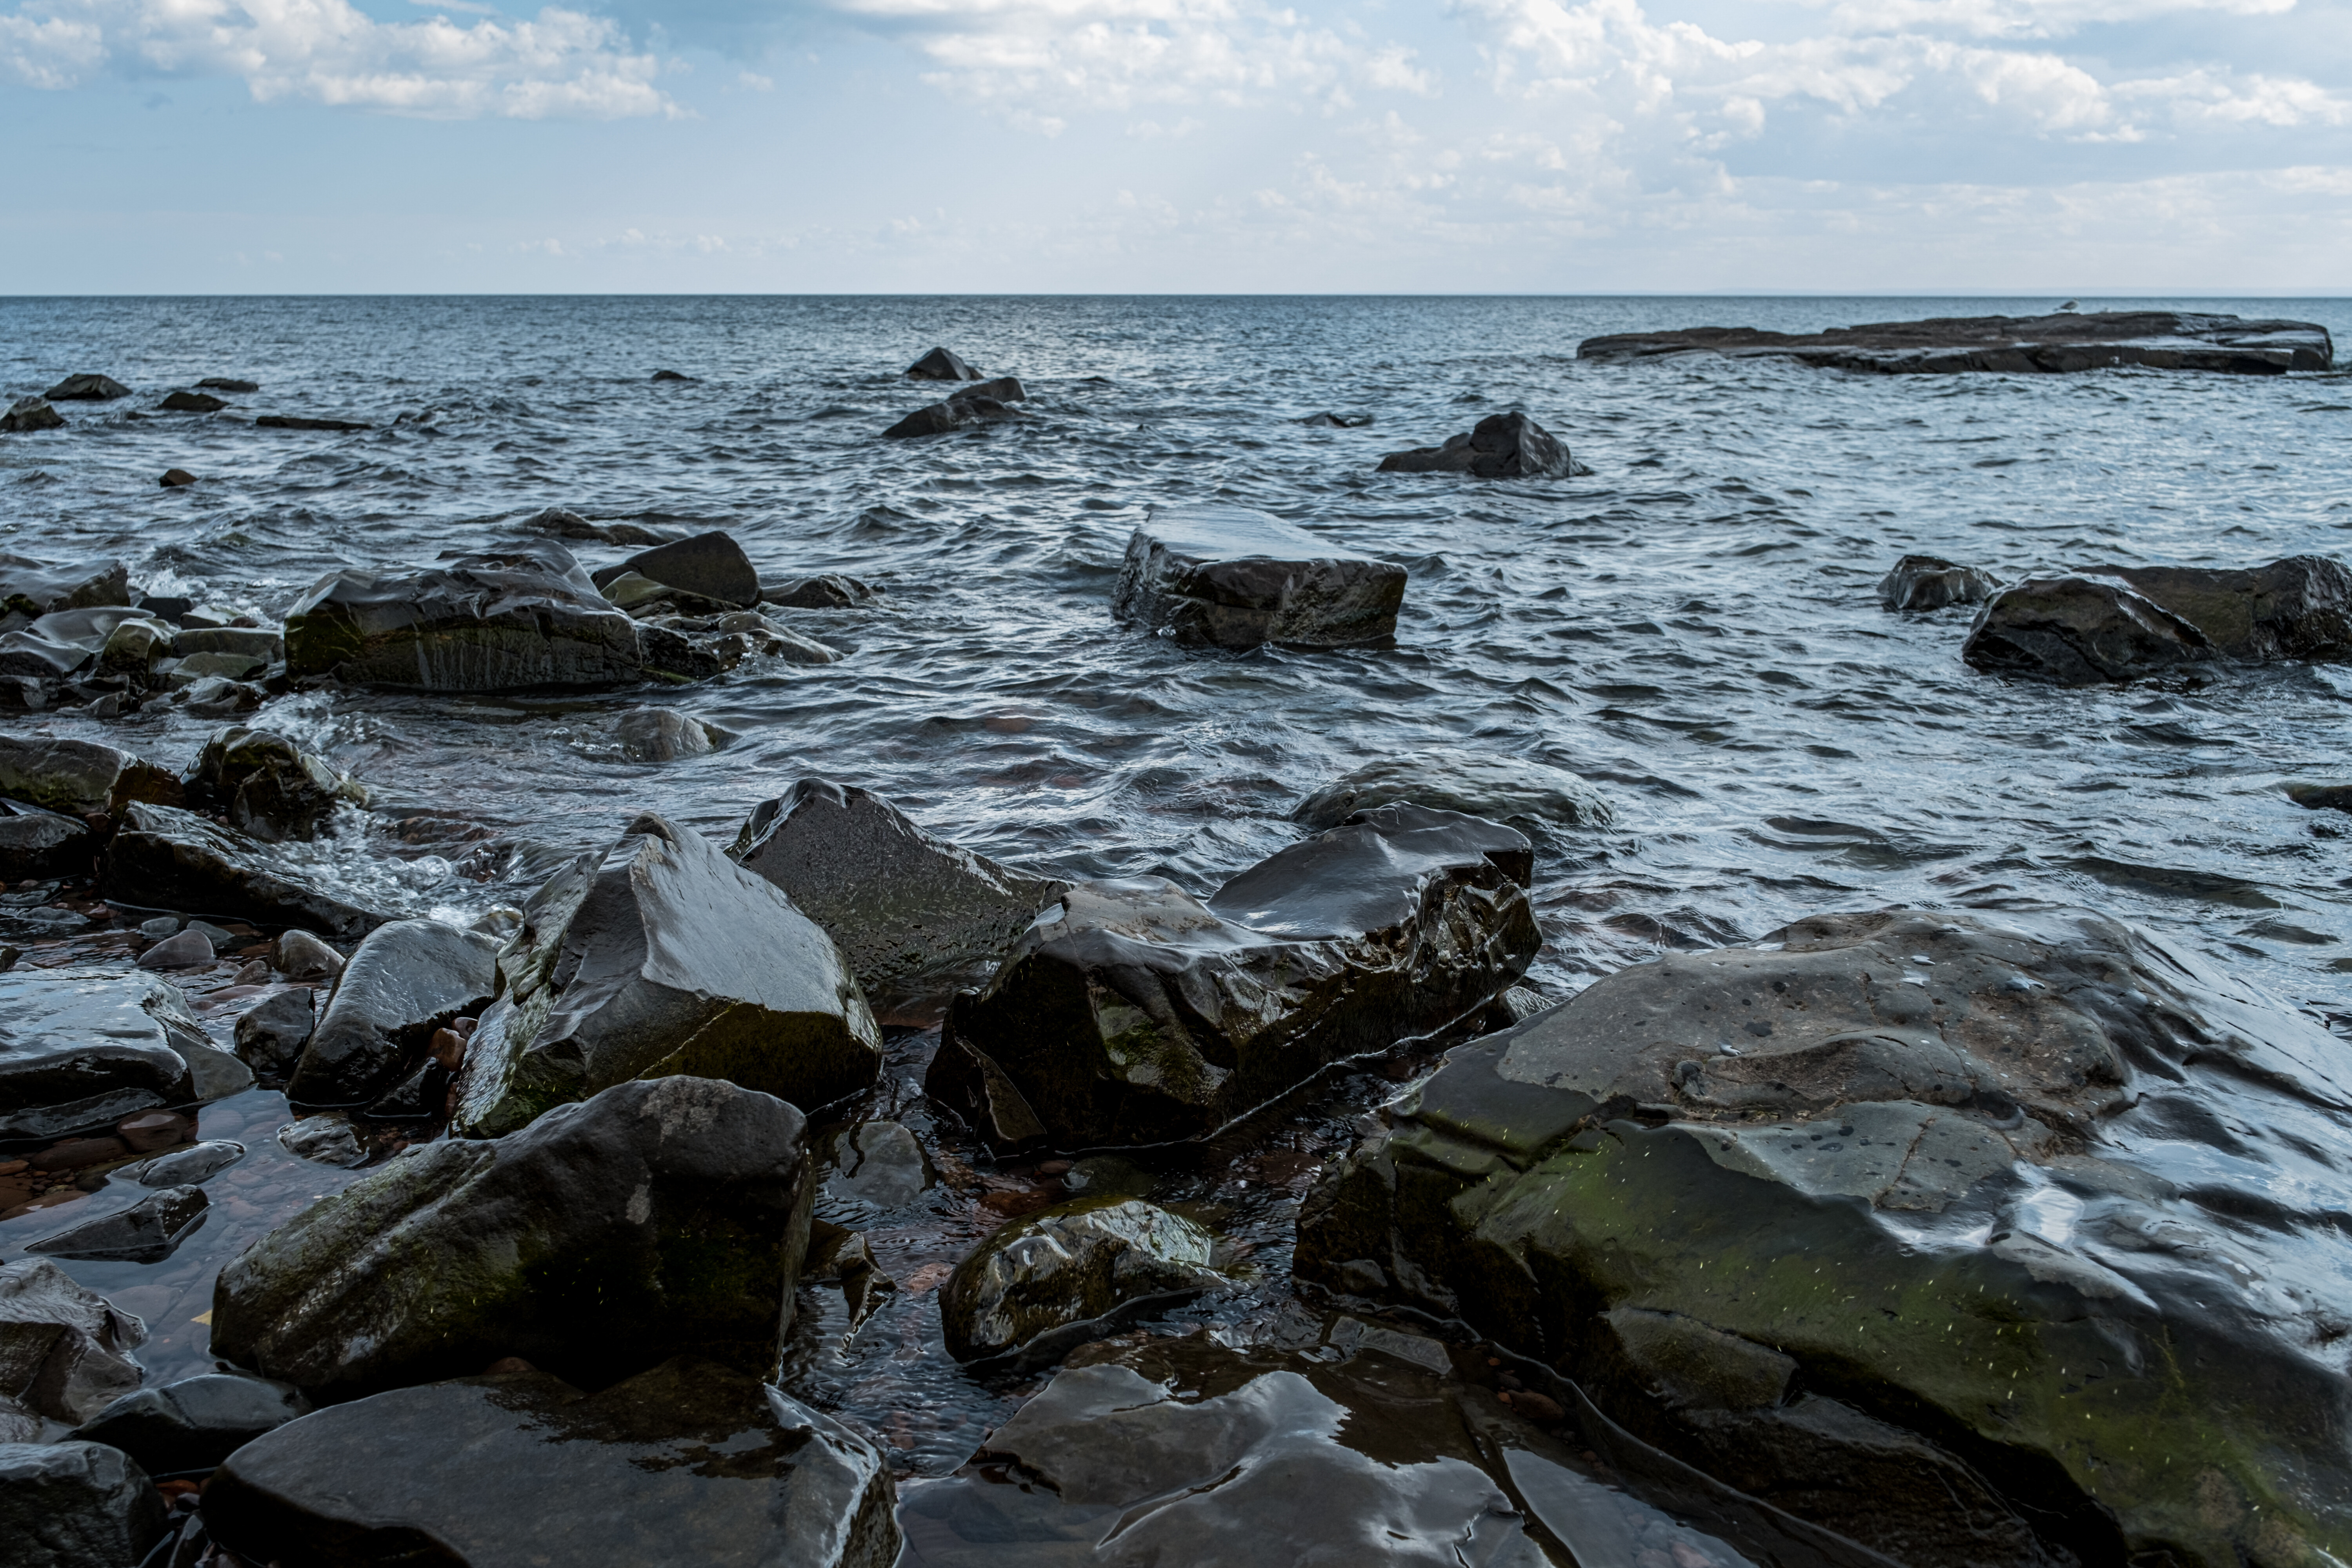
[287,919,497,1107]
[273,928,343,981]
[216,1076,817,1394]
[0,736,175,818]
[1300,410,1373,427]
[1578,309,2336,374]
[907,346,984,381]
[0,968,222,1139]
[590,530,760,611]
[275,1115,364,1167]
[2287,781,2352,813]
[173,674,266,715]
[0,1259,147,1423]
[0,1441,168,1568]
[824,1120,934,1210]
[96,613,172,677]
[731,778,1065,1019]
[160,391,227,414]
[1111,503,1407,650]
[159,467,196,487]
[45,374,131,401]
[27,1185,207,1264]
[762,572,878,609]
[650,368,693,381]
[283,539,648,692]
[136,930,214,970]
[71,1373,308,1475]
[0,551,129,616]
[118,1109,191,1151]
[255,413,370,431]
[1378,411,1576,479]
[617,706,723,761]
[882,391,1024,440]
[930,804,1537,1150]
[197,378,258,393]
[0,397,64,433]
[1961,574,2217,684]
[100,800,393,939]
[1878,553,1999,611]
[184,726,366,843]
[202,1357,897,1568]
[0,797,91,879]
[129,1139,246,1186]
[520,504,673,546]
[1299,905,2352,1567]
[940,1197,1219,1363]
[2091,555,2352,662]
[452,813,880,1137]
[1295,748,1615,835]
[0,604,155,681]
[173,625,284,660]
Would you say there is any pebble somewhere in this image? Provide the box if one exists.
[275,929,344,980]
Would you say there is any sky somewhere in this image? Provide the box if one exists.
[1,0,2348,291]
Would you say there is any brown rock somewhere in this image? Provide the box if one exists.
[160,470,196,489]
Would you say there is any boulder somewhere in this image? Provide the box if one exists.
[160,390,226,413]
[0,551,129,616]
[906,346,984,381]
[2091,555,2352,662]
[71,1373,309,1475]
[0,1442,168,1568]
[26,1185,207,1265]
[96,614,173,677]
[0,1259,147,1424]
[1577,310,2336,374]
[730,779,1065,1019]
[1298,906,2352,1567]
[929,804,1537,1150]
[0,397,64,433]
[100,801,393,939]
[881,392,1024,439]
[0,968,224,1140]
[1961,575,2217,684]
[449,813,880,1139]
[1294,748,1615,835]
[184,726,366,842]
[1110,504,1407,650]
[214,1076,817,1393]
[173,626,284,660]
[1879,554,1999,611]
[939,1197,1219,1363]
[617,706,722,761]
[197,378,259,393]
[0,735,178,817]
[201,1358,897,1568]
[762,573,878,609]
[0,797,91,879]
[822,1120,933,1211]
[159,467,196,487]
[44,374,129,400]
[287,919,497,1107]
[521,505,672,546]
[589,530,760,611]
[255,414,369,431]
[1377,412,1575,479]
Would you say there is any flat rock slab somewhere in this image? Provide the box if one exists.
[100,800,394,940]
[0,553,129,617]
[0,968,216,1139]
[203,1358,899,1568]
[1577,311,2335,374]
[1110,504,1405,650]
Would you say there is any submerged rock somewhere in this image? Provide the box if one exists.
[100,801,393,939]
[0,968,229,1140]
[0,1260,147,1424]
[255,413,370,432]
[939,1197,1219,1363]
[731,778,1065,1020]
[26,1185,207,1265]
[1961,574,2217,684]
[215,1076,815,1394]
[906,346,984,381]
[160,390,227,413]
[44,374,131,401]
[450,813,880,1139]
[930,804,1537,1150]
[0,397,64,433]
[521,506,672,546]
[184,726,366,842]
[197,378,259,394]
[287,919,497,1107]
[0,797,91,879]
[71,1373,309,1476]
[1295,748,1615,835]
[202,1357,897,1568]
[0,552,129,617]
[1577,309,2337,374]
[763,572,878,609]
[589,530,761,611]
[275,1115,364,1167]
[616,706,723,761]
[0,1441,168,1568]
[1299,906,2352,1567]
[823,1120,933,1211]
[1879,553,1999,611]
[1110,504,1406,650]
[1300,410,1373,427]
[881,392,1024,440]
[1377,412,1576,479]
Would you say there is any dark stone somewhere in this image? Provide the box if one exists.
[930,804,1537,1150]
[100,800,395,939]
[0,797,91,879]
[0,735,177,816]
[159,468,196,488]
[1300,411,1373,427]
[1377,412,1576,479]
[906,346,983,381]
[1960,574,2216,684]
[881,393,1024,439]
[71,1374,309,1476]
[1297,905,2352,1566]
[2287,782,2352,813]
[184,726,365,842]
[196,379,259,393]
[0,1260,148,1423]
[276,1114,365,1168]
[0,969,215,1140]
[762,573,878,609]
[202,1358,898,1568]
[0,605,159,681]
[649,369,693,382]
[137,930,213,969]
[160,391,227,413]
[0,1441,168,1568]
[214,1076,817,1394]
[521,505,672,546]
[27,1184,207,1264]
[966,375,1025,402]
[1577,310,2336,374]
[589,530,760,610]
[288,919,497,1108]
[1879,554,1999,611]
[450,813,880,1137]
[254,414,370,431]
[617,706,720,761]
[130,1138,246,1186]
[1110,503,1406,650]
[939,1197,1219,1363]
[273,929,343,981]
[44,374,131,401]
[2093,555,2352,661]
[731,779,1065,1021]
[0,552,129,616]
[1294,748,1614,835]
[0,397,64,433]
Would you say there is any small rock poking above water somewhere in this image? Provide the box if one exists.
[26,1184,207,1265]
[590,529,761,611]
[616,706,724,761]
[1377,411,1579,479]
[287,918,497,1107]
[1110,503,1406,650]
[2287,781,2352,813]
[1294,747,1615,835]
[882,389,1025,440]
[0,1441,169,1568]
[100,800,394,939]
[1879,553,1999,611]
[1299,410,1372,427]
[520,505,673,546]
[763,572,878,609]
[1,397,64,433]
[255,413,370,431]
[1581,309,2336,373]
[158,468,195,488]
[159,390,226,413]
[906,346,984,381]
[649,368,693,382]
[197,378,259,393]
[938,1197,1220,1363]
[1961,557,2352,683]
[44,374,131,401]
[273,928,343,981]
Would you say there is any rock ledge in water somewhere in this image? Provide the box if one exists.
[1578,310,2335,374]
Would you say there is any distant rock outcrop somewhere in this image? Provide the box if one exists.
[1579,311,2336,374]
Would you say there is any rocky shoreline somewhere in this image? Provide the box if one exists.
[1576,310,2336,375]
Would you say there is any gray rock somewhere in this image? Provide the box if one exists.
[762,573,878,610]
[930,804,1538,1150]
[1110,504,1406,650]
[216,1077,817,1394]
[1299,410,1373,427]
[1294,748,1615,835]
[173,675,266,716]
[71,1373,309,1476]
[939,1197,1219,1363]
[906,346,983,380]
[170,626,283,661]
[197,378,259,393]
[26,1185,207,1265]
[823,1120,933,1211]
[44,374,132,401]
[0,1260,147,1424]
[0,552,129,617]
[616,706,722,762]
[273,929,343,981]
[0,1442,168,1568]
[287,919,496,1107]
[521,505,673,546]
[0,968,208,1140]
[1577,309,2336,374]
[202,1358,897,1568]
[2287,781,2352,813]
[100,801,394,939]
[1377,411,1577,479]
[275,1115,365,1168]
[881,392,1024,440]
[589,530,760,610]
[137,917,180,941]
[451,813,880,1138]
[0,397,64,433]
[2093,555,2352,662]
[731,779,1065,1020]
[95,614,172,677]
[184,919,237,952]
[1879,553,2000,611]
[160,390,227,413]
[136,930,213,970]
[0,797,90,880]
[0,605,162,681]
[130,1139,246,1186]
[1961,574,2217,684]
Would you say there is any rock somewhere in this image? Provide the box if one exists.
[197,378,259,393]
[930,804,1537,1150]
[273,928,343,980]
[183,726,364,843]
[1577,309,2337,374]
[731,778,1065,1019]
[965,375,1025,402]
[906,346,984,380]
[0,1441,168,1568]
[2088,555,2352,662]
[0,551,129,616]
[283,539,648,692]
[589,530,760,611]
[451,812,880,1139]
[95,613,172,677]
[129,1139,246,1185]
[1961,574,2217,684]
[0,735,176,816]
[288,919,497,1107]
[44,374,130,401]
[159,467,196,487]
[881,392,1024,439]
[0,797,91,879]
[0,605,157,682]
[173,675,266,715]
[939,1198,1219,1363]
[100,801,393,939]
[71,1373,308,1475]
[1299,906,2352,1567]
[521,505,671,546]
[275,1115,364,1167]
[255,413,370,431]
[0,968,220,1139]
[1377,411,1577,479]
[617,706,721,761]
[26,1185,207,1264]
[216,1076,817,1394]
[2287,782,2352,813]
[762,573,878,609]
[117,1109,190,1151]
[1300,411,1373,427]
[172,626,283,660]
[0,1259,147,1424]
[1110,504,1407,650]
[201,1357,897,1568]
[160,391,226,413]
[823,1120,933,1210]
[0,397,64,433]
[136,930,214,970]
[1879,554,1999,611]
[649,368,693,381]
[1295,748,1615,835]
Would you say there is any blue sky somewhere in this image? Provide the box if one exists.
[2,0,2347,291]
